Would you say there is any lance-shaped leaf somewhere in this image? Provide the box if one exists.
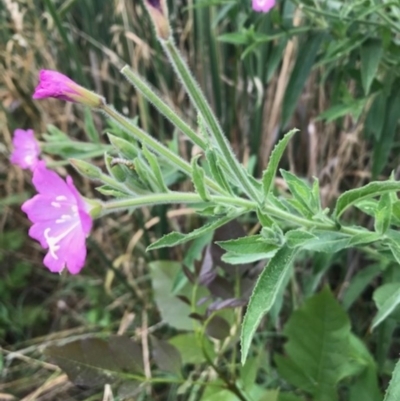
[192,155,210,201]
[241,246,296,364]
[384,359,400,401]
[334,181,400,219]
[262,129,297,197]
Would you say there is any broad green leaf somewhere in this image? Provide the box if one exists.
[149,261,196,330]
[384,360,400,401]
[285,229,316,248]
[241,246,296,364]
[45,336,143,387]
[169,333,215,365]
[262,129,297,197]
[342,264,382,310]
[151,337,182,376]
[372,283,400,329]
[280,170,313,215]
[360,39,383,95]
[275,288,357,401]
[375,193,392,234]
[191,155,210,201]
[301,231,351,253]
[147,214,236,250]
[282,33,324,127]
[334,181,400,218]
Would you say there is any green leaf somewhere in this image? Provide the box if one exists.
[149,261,195,331]
[360,39,383,95]
[375,193,392,234]
[275,288,357,401]
[221,249,278,265]
[262,129,297,197]
[217,32,249,45]
[192,155,210,201]
[217,235,276,254]
[384,359,400,401]
[241,246,296,364]
[84,107,100,143]
[169,333,215,365]
[301,231,351,253]
[285,229,317,248]
[372,283,400,330]
[282,33,324,127]
[342,264,382,310]
[280,170,314,215]
[151,337,182,376]
[142,146,169,192]
[365,92,386,140]
[147,214,236,250]
[108,134,139,159]
[334,181,400,218]
[372,83,400,177]
[206,148,233,194]
[45,336,143,387]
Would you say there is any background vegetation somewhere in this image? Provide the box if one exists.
[1,0,400,400]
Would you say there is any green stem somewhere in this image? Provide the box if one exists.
[161,38,261,203]
[103,192,254,212]
[121,65,207,150]
[100,104,226,195]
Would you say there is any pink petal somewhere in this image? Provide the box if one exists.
[252,0,275,13]
[10,129,40,170]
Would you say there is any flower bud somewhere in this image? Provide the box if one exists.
[69,158,102,179]
[144,0,171,40]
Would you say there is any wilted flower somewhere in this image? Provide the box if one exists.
[10,129,40,171]
[22,162,93,274]
[33,70,104,108]
[252,0,275,13]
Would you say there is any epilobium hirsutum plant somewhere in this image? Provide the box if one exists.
[12,0,400,396]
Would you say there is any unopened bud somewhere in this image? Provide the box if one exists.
[144,0,171,40]
[69,158,102,179]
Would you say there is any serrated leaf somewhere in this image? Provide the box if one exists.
[384,359,400,401]
[241,246,296,364]
[192,155,210,201]
[147,214,237,250]
[221,249,278,265]
[262,129,297,197]
[217,235,276,254]
[372,283,400,330]
[375,193,392,234]
[334,181,400,218]
[360,39,383,95]
[275,288,358,401]
[285,229,317,248]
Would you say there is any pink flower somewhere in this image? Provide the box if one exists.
[33,70,104,108]
[22,162,93,274]
[252,0,275,13]
[10,129,40,171]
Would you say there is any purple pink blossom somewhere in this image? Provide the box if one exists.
[10,129,40,171]
[33,70,104,108]
[22,162,93,274]
[252,0,275,13]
